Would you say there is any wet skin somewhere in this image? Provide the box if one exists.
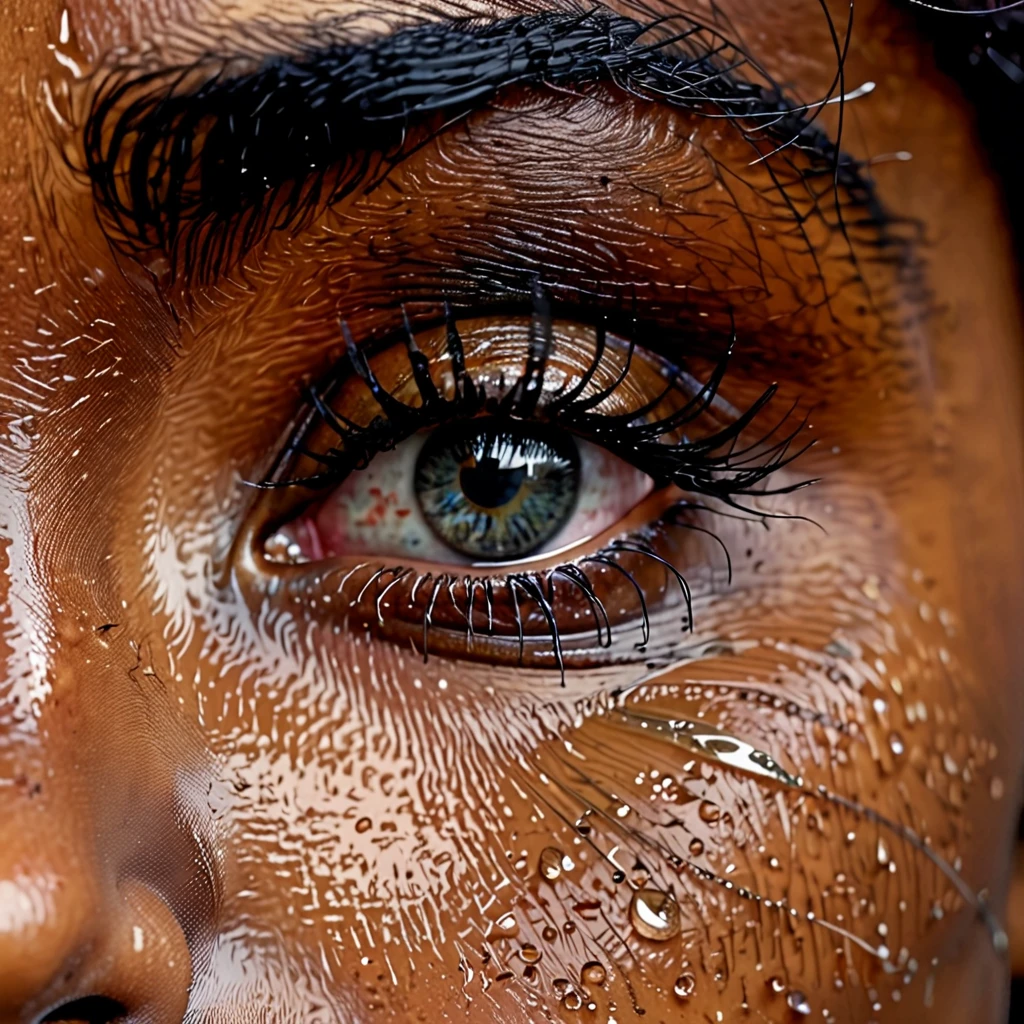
[1,1,1023,1022]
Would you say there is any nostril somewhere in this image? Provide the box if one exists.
[1,875,191,1024]
[39,995,127,1023]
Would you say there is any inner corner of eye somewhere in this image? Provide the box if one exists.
[262,424,654,570]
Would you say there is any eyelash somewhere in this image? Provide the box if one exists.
[262,284,811,505]
[254,286,814,681]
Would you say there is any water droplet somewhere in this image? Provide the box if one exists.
[688,837,704,856]
[562,991,583,1011]
[607,709,800,786]
[629,888,681,940]
[786,990,812,1015]
[877,838,890,867]
[491,913,518,938]
[539,847,564,881]
[698,800,721,823]
[768,976,786,993]
[673,972,696,999]
[991,776,1005,800]
[542,925,557,942]
[355,817,372,833]
[580,961,607,986]
[889,732,904,756]
[519,944,541,964]
[630,865,651,887]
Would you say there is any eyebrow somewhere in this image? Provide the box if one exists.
[83,9,878,280]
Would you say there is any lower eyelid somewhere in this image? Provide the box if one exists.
[244,485,701,675]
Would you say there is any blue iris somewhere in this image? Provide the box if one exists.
[414,419,580,560]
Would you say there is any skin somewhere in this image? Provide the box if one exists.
[1,0,1023,1022]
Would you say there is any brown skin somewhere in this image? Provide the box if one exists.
[1,1,1023,1022]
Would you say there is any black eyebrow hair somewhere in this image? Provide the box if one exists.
[83,9,880,282]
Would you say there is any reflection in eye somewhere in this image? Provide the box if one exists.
[248,287,808,674]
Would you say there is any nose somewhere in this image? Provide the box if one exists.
[0,828,191,1024]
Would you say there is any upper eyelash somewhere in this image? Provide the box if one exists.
[258,284,816,515]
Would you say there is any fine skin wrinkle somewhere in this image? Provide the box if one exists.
[0,2,1023,1024]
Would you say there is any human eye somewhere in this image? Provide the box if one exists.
[239,287,801,675]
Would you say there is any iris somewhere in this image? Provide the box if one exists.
[414,420,580,559]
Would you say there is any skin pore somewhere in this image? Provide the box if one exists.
[1,0,1023,1022]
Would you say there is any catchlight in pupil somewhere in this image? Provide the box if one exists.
[414,420,581,560]
[460,458,524,508]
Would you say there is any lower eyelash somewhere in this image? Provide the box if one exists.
[288,502,759,685]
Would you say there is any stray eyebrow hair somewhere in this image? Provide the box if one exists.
[82,9,880,281]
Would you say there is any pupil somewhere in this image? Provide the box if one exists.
[459,458,526,509]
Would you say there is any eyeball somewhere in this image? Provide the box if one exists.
[265,418,655,567]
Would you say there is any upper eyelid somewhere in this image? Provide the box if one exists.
[79,10,872,282]
[260,305,806,511]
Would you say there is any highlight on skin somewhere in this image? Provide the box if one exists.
[0,2,1022,1024]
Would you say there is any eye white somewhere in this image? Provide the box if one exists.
[274,431,654,565]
